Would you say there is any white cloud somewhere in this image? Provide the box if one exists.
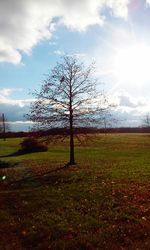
[0,45,21,64]
[0,88,32,107]
[110,93,150,127]
[0,88,13,97]
[110,90,150,119]
[105,0,129,18]
[0,88,23,96]
[146,0,150,5]
[0,99,32,108]
[54,50,65,56]
[0,89,31,124]
[0,0,129,64]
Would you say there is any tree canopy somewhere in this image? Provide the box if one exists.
[27,56,111,164]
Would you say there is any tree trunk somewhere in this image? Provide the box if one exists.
[69,105,75,165]
[69,80,75,165]
[69,127,75,165]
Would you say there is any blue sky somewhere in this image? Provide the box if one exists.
[0,0,150,130]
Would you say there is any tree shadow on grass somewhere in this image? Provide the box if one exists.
[9,163,78,189]
[0,157,76,189]
[0,150,77,188]
[0,150,42,158]
[0,160,18,169]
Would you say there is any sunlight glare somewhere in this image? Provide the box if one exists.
[114,44,150,85]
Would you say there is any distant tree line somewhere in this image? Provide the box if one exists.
[1,127,150,139]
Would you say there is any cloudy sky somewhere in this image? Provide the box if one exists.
[0,0,150,131]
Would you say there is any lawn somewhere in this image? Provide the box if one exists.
[0,134,150,249]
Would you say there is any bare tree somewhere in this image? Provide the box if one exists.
[0,113,10,140]
[142,114,150,128]
[27,56,110,165]
[101,111,118,130]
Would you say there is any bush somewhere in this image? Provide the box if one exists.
[19,137,48,154]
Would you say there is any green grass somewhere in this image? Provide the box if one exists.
[0,134,150,249]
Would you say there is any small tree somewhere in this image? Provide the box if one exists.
[27,56,110,165]
[142,114,150,128]
[0,113,10,140]
[0,113,4,132]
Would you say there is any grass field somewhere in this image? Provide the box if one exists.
[0,134,150,249]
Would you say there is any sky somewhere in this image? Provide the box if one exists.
[0,0,150,131]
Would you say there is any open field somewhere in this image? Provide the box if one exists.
[0,134,150,249]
